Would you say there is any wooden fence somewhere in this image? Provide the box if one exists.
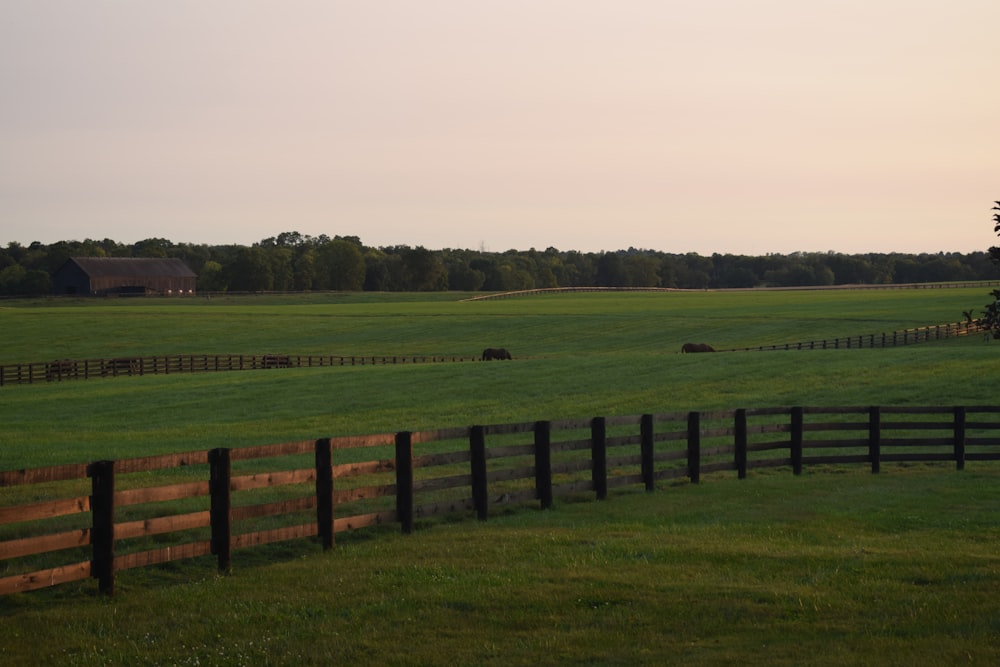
[0,320,987,388]
[727,320,986,352]
[2,405,999,597]
[462,281,1000,301]
[0,353,476,387]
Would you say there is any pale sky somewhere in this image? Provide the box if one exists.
[2,1,998,255]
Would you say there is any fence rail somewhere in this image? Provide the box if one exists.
[2,405,999,597]
[0,353,476,387]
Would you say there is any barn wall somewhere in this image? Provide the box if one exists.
[51,263,91,295]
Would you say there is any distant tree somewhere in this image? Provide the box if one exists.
[401,246,448,291]
[623,254,661,287]
[971,201,1000,339]
[293,247,317,291]
[445,256,486,291]
[198,260,226,292]
[595,252,628,287]
[0,264,26,295]
[226,247,273,291]
[363,250,392,291]
[316,239,365,291]
[133,238,172,258]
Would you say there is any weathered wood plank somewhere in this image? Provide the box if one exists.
[333,510,397,532]
[229,468,315,492]
[0,528,90,559]
[413,473,471,493]
[115,481,210,507]
[114,541,213,571]
[333,459,395,478]
[551,460,592,475]
[607,453,642,468]
[485,443,534,459]
[229,440,315,461]
[0,496,90,526]
[232,524,317,550]
[802,455,870,465]
[331,484,396,504]
[605,415,642,427]
[550,438,591,453]
[410,426,469,444]
[231,496,315,522]
[483,422,536,436]
[330,433,396,449]
[115,451,210,474]
[0,463,89,487]
[652,450,688,463]
[413,450,470,468]
[486,465,535,483]
[607,434,642,448]
[607,473,644,488]
[115,511,211,540]
[0,561,91,595]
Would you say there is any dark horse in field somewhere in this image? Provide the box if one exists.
[481,347,513,361]
[681,343,716,353]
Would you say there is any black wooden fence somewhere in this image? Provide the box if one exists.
[0,320,986,387]
[727,320,986,352]
[0,353,476,387]
[2,405,999,597]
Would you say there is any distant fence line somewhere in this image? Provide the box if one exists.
[462,281,1000,301]
[2,405,999,597]
[723,320,986,352]
[0,319,987,388]
[0,353,477,387]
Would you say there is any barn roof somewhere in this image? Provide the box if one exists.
[67,257,197,278]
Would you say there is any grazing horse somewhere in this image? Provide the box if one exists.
[481,347,513,361]
[681,343,716,353]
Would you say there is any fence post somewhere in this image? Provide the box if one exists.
[687,411,701,484]
[395,431,415,533]
[591,417,608,500]
[315,438,335,548]
[534,421,553,509]
[209,447,232,573]
[640,414,655,491]
[953,406,966,471]
[89,460,116,596]
[791,407,804,475]
[734,409,748,480]
[868,406,881,474]
[470,426,489,520]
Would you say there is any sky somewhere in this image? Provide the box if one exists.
[1,1,998,256]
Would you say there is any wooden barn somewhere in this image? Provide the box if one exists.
[52,257,198,296]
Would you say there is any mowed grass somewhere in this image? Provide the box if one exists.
[2,287,997,466]
[2,288,1000,665]
[3,470,999,666]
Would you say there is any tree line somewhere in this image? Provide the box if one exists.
[0,231,996,296]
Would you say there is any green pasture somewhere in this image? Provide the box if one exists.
[2,287,997,467]
[2,288,1000,665]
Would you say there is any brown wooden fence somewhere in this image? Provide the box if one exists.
[0,353,476,387]
[2,405,999,597]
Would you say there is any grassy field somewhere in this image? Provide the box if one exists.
[2,288,1000,665]
[1,287,996,466]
